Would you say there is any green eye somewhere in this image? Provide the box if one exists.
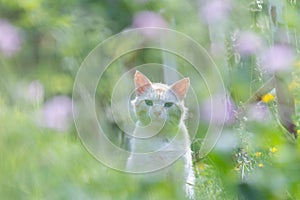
[164,102,174,108]
[145,100,153,106]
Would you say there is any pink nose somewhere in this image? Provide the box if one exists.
[153,111,161,117]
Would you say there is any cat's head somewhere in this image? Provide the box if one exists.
[132,71,189,125]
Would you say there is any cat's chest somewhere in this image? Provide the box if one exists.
[129,124,188,153]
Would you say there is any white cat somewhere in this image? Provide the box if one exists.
[126,70,195,199]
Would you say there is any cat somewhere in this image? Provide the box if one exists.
[126,70,195,199]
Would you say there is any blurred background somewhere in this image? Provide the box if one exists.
[1,0,300,199]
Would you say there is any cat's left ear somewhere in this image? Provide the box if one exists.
[170,78,190,101]
[134,70,152,96]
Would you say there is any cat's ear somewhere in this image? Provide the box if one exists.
[134,71,152,96]
[170,78,190,101]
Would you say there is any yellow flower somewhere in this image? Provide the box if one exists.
[258,163,264,168]
[270,147,278,153]
[255,152,262,157]
[196,163,205,171]
[234,167,240,171]
[295,60,300,68]
[297,130,300,136]
[288,81,300,90]
[261,93,275,103]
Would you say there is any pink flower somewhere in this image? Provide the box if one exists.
[246,102,271,121]
[200,95,235,125]
[132,11,168,39]
[201,0,231,24]
[260,45,295,72]
[236,31,262,56]
[40,96,72,132]
[0,19,21,57]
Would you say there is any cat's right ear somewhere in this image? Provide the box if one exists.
[134,71,152,96]
[170,77,190,101]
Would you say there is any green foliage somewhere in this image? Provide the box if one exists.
[1,0,300,199]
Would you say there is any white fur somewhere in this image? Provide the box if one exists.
[127,78,195,199]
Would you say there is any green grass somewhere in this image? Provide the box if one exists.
[1,0,300,199]
[1,91,300,200]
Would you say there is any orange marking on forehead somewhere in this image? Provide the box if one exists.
[155,88,166,100]
[152,83,168,100]
[156,88,165,93]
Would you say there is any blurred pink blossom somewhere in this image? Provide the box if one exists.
[200,95,235,125]
[260,45,295,72]
[26,80,44,103]
[40,96,72,132]
[246,102,271,121]
[132,11,168,39]
[236,31,262,56]
[0,19,21,57]
[201,0,231,24]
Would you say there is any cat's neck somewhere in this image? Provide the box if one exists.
[131,120,189,153]
[134,119,186,138]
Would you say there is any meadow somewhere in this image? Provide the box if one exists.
[1,0,300,199]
